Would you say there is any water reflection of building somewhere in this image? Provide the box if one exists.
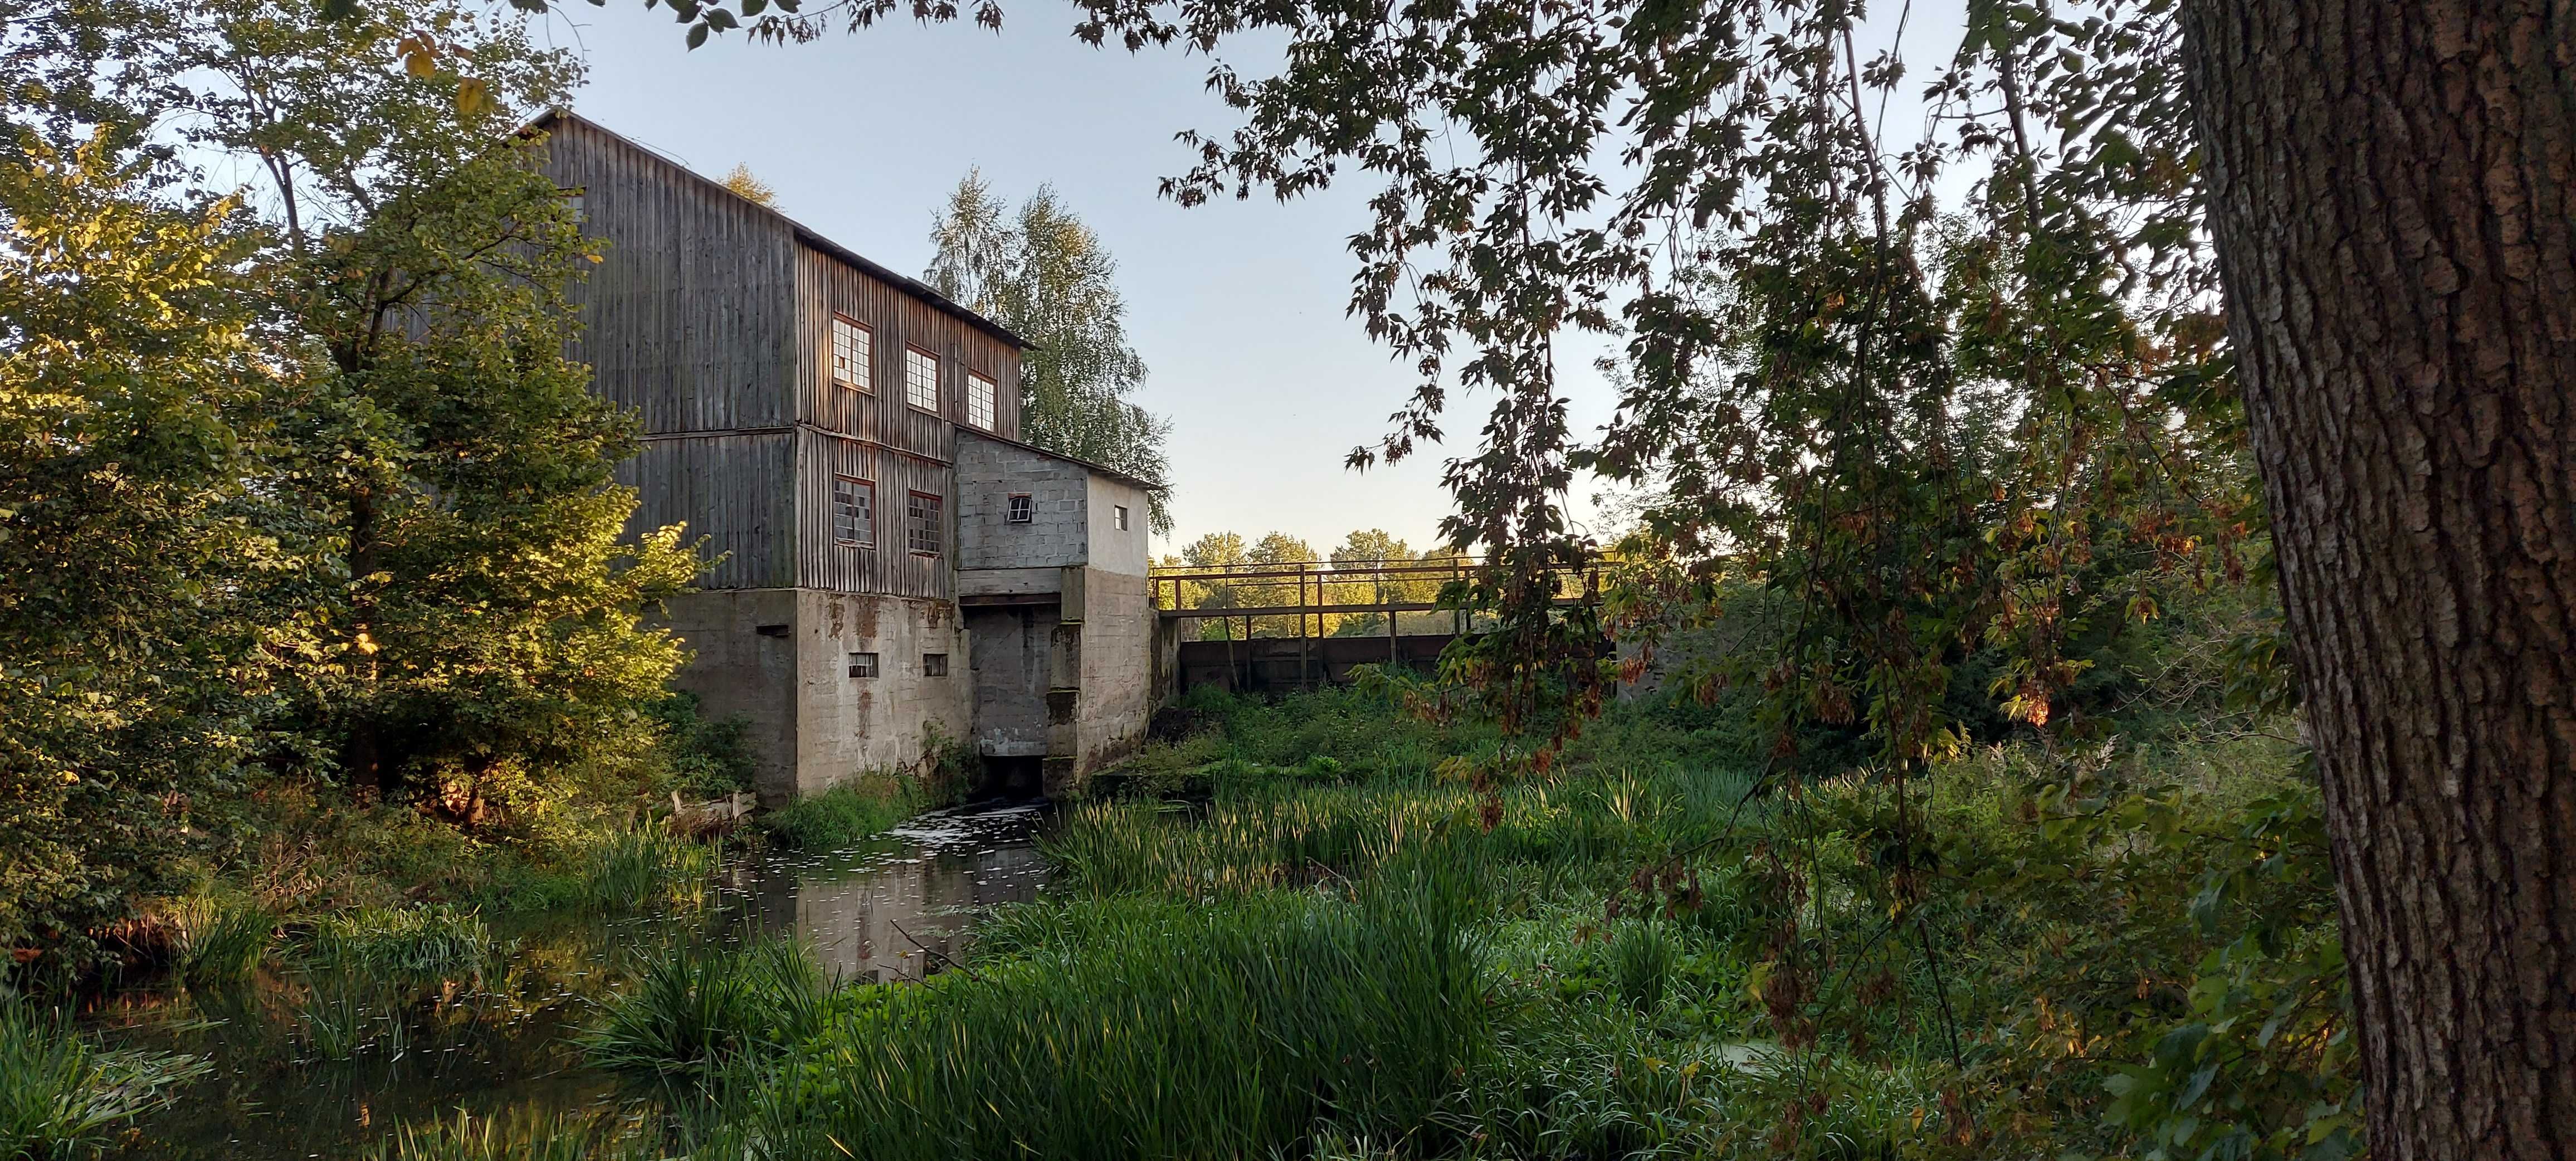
[754,812,1051,984]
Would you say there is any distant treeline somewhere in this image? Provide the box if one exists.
[1159,530,1476,639]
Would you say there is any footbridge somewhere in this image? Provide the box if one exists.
[1150,557,1598,694]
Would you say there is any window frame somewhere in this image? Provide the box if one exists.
[903,346,941,414]
[1114,504,1130,531]
[1006,493,1034,524]
[831,475,876,548]
[965,370,997,430]
[830,314,874,394]
[847,652,880,679]
[921,652,949,677]
[906,490,945,557]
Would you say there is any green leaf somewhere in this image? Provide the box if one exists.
[685,20,710,47]
[741,0,768,15]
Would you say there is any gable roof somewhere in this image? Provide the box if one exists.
[525,108,1030,352]
[959,427,1165,494]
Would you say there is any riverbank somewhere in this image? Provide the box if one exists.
[8,687,2344,1160]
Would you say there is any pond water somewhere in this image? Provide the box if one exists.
[84,803,1054,1160]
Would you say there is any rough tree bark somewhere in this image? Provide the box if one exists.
[2182,2,2576,1155]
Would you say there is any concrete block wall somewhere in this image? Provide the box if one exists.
[1085,474,1153,577]
[956,434,1090,571]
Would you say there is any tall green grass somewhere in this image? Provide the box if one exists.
[305,904,492,975]
[579,936,828,1086]
[754,855,1492,1159]
[1,996,210,1158]
[760,775,926,852]
[168,895,275,986]
[364,1108,646,1161]
[580,829,713,911]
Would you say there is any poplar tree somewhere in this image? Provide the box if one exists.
[926,172,1174,533]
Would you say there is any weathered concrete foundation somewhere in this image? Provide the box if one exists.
[657,589,972,806]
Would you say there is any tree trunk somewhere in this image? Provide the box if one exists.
[2182,2,2576,1155]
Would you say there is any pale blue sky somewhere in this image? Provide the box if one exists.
[549,2,1967,558]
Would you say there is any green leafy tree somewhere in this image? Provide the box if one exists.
[1175,530,1246,640]
[0,135,304,955]
[158,0,700,807]
[1326,530,1414,636]
[925,171,1173,533]
[0,0,708,956]
[684,0,2576,1148]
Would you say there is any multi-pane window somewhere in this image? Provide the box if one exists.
[906,491,944,556]
[966,372,996,430]
[831,476,875,547]
[1006,494,1033,524]
[921,653,949,677]
[847,652,879,679]
[831,316,872,392]
[904,348,940,412]
[1114,504,1130,531]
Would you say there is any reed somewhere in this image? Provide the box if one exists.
[756,855,1492,1160]
[759,775,921,852]
[364,1108,646,1161]
[0,996,211,1158]
[579,936,828,1086]
[305,904,492,976]
[581,829,712,911]
[168,895,275,986]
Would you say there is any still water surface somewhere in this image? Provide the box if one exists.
[86,803,1052,1160]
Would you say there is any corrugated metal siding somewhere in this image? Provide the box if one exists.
[541,119,798,434]
[796,428,953,599]
[618,433,794,588]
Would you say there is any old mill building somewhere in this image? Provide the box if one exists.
[533,110,1158,804]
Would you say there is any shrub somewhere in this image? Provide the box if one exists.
[643,693,757,800]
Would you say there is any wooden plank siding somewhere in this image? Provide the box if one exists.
[618,433,795,589]
[795,429,955,599]
[540,116,798,434]
[532,110,1027,601]
[791,246,1023,453]
[789,242,1022,598]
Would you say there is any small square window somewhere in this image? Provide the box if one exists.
[904,348,940,413]
[906,490,944,556]
[1114,504,1130,531]
[832,476,875,547]
[967,372,997,430]
[847,652,879,679]
[921,653,949,677]
[1006,494,1033,524]
[831,316,872,392]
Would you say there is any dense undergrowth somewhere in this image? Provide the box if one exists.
[516,681,2350,1161]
